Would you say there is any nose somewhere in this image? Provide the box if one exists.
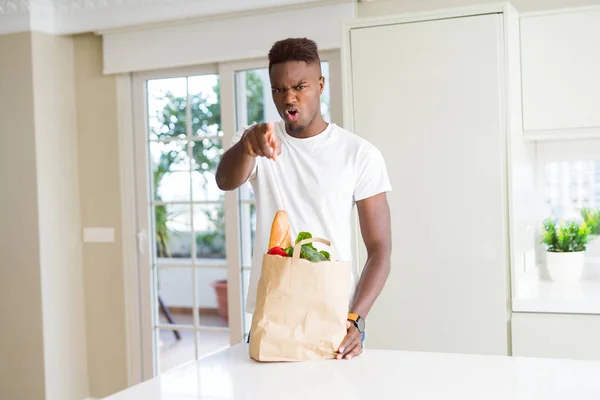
[283,89,296,106]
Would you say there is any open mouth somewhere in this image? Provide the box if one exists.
[285,108,299,121]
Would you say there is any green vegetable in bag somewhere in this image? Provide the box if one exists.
[284,232,331,262]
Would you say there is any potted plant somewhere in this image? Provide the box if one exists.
[541,217,591,283]
[581,207,600,257]
[211,279,228,323]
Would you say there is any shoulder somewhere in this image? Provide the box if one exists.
[330,124,383,157]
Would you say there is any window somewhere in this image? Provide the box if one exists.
[539,140,600,225]
[145,73,230,373]
[132,52,341,378]
[543,160,600,222]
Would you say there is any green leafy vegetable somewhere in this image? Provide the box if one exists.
[295,232,316,248]
[302,246,328,262]
[283,232,330,262]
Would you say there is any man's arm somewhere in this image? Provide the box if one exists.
[215,138,256,191]
[337,192,391,359]
[351,192,392,318]
[216,122,279,191]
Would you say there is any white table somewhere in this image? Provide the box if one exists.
[104,344,600,399]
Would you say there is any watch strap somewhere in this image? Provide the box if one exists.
[348,312,360,322]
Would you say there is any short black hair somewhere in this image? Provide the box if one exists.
[268,38,321,71]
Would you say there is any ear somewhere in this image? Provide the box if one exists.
[319,75,325,94]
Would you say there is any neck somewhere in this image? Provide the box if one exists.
[286,115,328,139]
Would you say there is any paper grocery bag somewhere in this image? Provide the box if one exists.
[249,238,352,362]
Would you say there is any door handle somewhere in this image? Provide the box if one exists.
[137,230,146,254]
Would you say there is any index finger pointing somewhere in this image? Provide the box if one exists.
[268,135,281,160]
[266,121,274,133]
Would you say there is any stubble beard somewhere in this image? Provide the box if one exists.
[286,121,306,135]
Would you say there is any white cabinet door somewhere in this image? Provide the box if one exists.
[348,13,510,355]
[521,9,600,138]
[513,313,600,360]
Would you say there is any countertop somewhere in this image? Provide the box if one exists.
[103,343,600,399]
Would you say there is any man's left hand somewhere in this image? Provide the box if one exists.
[336,321,363,360]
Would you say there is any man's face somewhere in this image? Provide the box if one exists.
[269,61,324,134]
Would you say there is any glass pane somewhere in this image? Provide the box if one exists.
[242,268,252,337]
[196,268,229,328]
[191,139,224,201]
[320,62,331,122]
[234,68,269,130]
[158,328,195,373]
[194,204,225,260]
[544,161,600,221]
[233,62,331,131]
[155,204,192,261]
[238,202,256,268]
[188,75,222,137]
[156,265,195,373]
[239,181,254,201]
[147,77,188,140]
[150,141,191,202]
[156,268,194,326]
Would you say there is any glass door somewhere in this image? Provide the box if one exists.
[131,51,341,378]
[133,65,238,376]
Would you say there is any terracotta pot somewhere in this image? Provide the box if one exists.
[211,279,228,322]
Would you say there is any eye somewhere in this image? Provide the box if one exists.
[271,88,281,93]
[295,85,305,90]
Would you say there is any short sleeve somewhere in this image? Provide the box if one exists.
[354,143,392,201]
[231,126,258,181]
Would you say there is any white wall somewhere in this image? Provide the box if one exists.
[101,1,354,74]
[32,32,90,400]
[357,0,600,18]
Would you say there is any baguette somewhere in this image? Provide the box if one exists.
[268,210,291,250]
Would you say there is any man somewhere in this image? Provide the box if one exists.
[216,38,392,360]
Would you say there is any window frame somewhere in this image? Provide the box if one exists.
[535,139,600,259]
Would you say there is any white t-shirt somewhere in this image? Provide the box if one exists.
[231,120,392,313]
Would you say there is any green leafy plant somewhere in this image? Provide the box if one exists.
[152,72,265,259]
[581,207,600,235]
[541,217,591,252]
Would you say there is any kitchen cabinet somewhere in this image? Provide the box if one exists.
[343,4,532,356]
[521,8,600,139]
[512,312,600,360]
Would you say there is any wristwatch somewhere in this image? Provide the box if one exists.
[347,312,365,333]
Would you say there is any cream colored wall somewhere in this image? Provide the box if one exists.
[357,0,600,17]
[31,32,90,400]
[0,32,47,400]
[0,31,128,400]
[73,33,129,398]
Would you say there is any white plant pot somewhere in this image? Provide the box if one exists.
[546,251,585,284]
[586,235,600,258]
